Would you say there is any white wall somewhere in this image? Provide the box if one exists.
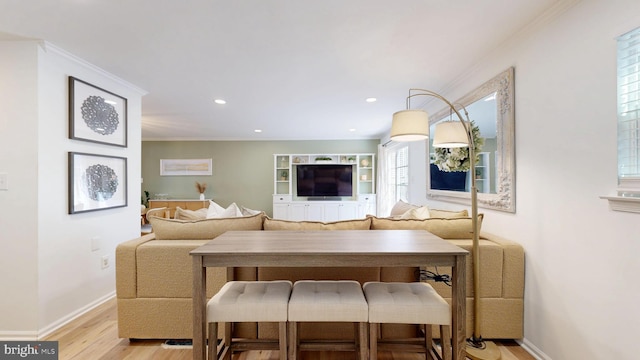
[0,41,40,338]
[0,40,144,338]
[408,1,640,359]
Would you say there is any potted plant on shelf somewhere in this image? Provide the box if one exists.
[315,156,333,164]
[280,171,288,181]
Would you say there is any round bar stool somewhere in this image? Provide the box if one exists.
[207,280,292,360]
[287,280,368,360]
[363,282,452,360]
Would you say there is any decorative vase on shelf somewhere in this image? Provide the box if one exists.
[199,193,205,200]
[361,159,369,167]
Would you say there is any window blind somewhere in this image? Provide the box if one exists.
[617,27,640,192]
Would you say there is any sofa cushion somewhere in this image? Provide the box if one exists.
[148,212,264,240]
[369,215,483,239]
[429,208,469,218]
[174,207,208,220]
[263,217,372,230]
[423,239,504,298]
[136,239,227,298]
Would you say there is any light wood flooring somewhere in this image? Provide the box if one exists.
[44,298,535,360]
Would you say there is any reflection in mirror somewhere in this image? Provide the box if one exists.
[427,67,515,212]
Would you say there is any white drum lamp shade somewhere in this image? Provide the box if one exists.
[432,121,469,148]
[390,110,429,141]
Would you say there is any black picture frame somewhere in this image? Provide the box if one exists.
[69,76,127,147]
[69,152,127,214]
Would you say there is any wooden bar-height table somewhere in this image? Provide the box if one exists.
[191,230,468,360]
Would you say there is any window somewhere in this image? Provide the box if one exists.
[378,143,409,216]
[617,26,640,195]
[394,146,409,202]
[603,26,640,212]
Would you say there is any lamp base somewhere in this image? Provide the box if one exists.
[466,339,501,360]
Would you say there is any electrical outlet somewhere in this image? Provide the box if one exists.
[101,255,109,269]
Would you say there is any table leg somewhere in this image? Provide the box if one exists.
[451,255,467,360]
[193,256,206,360]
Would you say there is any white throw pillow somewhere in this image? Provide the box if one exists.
[400,206,431,219]
[225,202,243,217]
[207,201,243,218]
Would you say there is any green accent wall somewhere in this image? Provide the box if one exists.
[142,140,379,216]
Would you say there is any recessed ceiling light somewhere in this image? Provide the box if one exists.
[365,97,377,103]
[214,99,226,105]
[254,129,262,133]
[349,128,356,132]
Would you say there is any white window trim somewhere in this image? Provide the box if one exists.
[601,178,640,213]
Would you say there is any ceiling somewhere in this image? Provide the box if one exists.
[0,0,563,141]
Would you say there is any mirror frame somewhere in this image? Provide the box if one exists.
[426,67,515,213]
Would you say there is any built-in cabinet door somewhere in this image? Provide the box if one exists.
[306,203,324,221]
[290,203,308,221]
[272,203,289,220]
[323,204,340,222]
[277,200,373,221]
[323,203,359,222]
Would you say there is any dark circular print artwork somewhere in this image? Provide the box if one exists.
[81,95,119,135]
[84,164,119,201]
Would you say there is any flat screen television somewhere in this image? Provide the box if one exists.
[294,164,354,198]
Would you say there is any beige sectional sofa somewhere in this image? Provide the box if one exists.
[115,209,524,341]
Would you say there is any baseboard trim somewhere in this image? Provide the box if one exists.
[0,331,39,341]
[37,292,116,340]
[517,338,553,360]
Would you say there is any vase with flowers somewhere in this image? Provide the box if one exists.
[195,182,207,200]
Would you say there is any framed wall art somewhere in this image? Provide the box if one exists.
[160,158,213,176]
[69,152,128,214]
[69,76,128,147]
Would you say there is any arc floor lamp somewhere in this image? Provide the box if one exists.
[390,89,501,360]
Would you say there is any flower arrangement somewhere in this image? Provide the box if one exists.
[195,181,207,194]
[433,121,484,172]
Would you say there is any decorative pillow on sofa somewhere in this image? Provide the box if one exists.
[389,200,419,217]
[368,214,483,239]
[174,206,208,220]
[429,208,469,218]
[239,205,262,216]
[263,217,372,230]
[148,212,265,240]
[400,206,431,219]
[206,200,243,218]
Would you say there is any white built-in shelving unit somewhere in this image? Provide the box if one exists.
[272,153,376,221]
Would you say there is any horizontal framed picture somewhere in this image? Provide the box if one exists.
[69,76,127,147]
[160,158,213,176]
[69,152,127,214]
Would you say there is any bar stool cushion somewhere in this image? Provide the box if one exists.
[288,280,368,322]
[207,280,292,323]
[363,282,450,325]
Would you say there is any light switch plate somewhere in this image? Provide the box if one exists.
[0,173,8,190]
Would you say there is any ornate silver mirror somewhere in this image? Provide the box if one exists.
[427,67,515,212]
